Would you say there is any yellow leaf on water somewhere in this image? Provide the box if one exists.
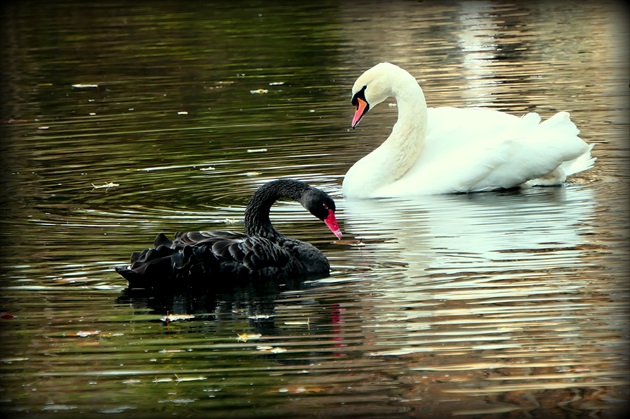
[237,333,261,342]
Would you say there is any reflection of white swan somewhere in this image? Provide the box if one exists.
[341,187,596,355]
[343,63,596,198]
[342,187,595,280]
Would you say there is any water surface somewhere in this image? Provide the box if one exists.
[1,1,628,418]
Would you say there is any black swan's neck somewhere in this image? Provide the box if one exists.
[244,179,310,239]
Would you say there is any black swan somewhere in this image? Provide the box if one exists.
[115,179,342,290]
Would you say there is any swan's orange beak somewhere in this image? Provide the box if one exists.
[352,97,368,128]
[324,209,343,239]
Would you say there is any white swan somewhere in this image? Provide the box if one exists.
[342,62,596,198]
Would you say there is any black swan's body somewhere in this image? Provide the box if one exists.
[115,179,342,290]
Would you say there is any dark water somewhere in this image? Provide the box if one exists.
[1,1,628,418]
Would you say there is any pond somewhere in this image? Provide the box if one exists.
[1,1,628,418]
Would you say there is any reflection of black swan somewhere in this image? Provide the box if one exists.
[115,179,342,290]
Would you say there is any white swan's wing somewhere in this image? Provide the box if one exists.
[380,108,590,196]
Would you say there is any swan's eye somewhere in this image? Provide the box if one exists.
[351,85,367,107]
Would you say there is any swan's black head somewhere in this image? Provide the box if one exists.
[301,188,342,239]
[301,188,335,220]
[245,179,342,239]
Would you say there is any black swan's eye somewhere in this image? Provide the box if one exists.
[323,199,335,213]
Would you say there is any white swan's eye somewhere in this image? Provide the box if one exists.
[351,85,367,107]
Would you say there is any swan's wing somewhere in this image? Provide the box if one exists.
[116,231,294,285]
[167,231,295,272]
[390,108,589,194]
[476,111,589,189]
[186,233,293,271]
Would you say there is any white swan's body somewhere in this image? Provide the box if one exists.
[342,63,595,198]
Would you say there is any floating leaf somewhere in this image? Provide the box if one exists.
[237,333,261,342]
[284,319,310,326]
[1,312,14,320]
[1,357,29,363]
[277,386,323,394]
[91,182,119,190]
[175,374,207,382]
[161,313,195,323]
[256,345,287,353]
[121,379,141,384]
[248,314,273,320]
[75,330,100,338]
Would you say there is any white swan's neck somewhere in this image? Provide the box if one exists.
[343,77,428,198]
[386,82,428,176]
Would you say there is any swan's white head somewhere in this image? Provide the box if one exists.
[350,62,415,128]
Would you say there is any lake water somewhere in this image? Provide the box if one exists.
[1,1,628,418]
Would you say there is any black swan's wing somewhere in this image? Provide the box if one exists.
[174,230,295,272]
[115,231,301,288]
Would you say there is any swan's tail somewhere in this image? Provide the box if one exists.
[522,112,596,187]
[560,143,596,177]
[540,112,596,177]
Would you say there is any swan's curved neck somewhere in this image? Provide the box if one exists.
[386,81,428,175]
[244,180,308,239]
[343,74,428,198]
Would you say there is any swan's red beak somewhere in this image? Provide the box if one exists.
[324,209,343,239]
[352,97,368,128]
